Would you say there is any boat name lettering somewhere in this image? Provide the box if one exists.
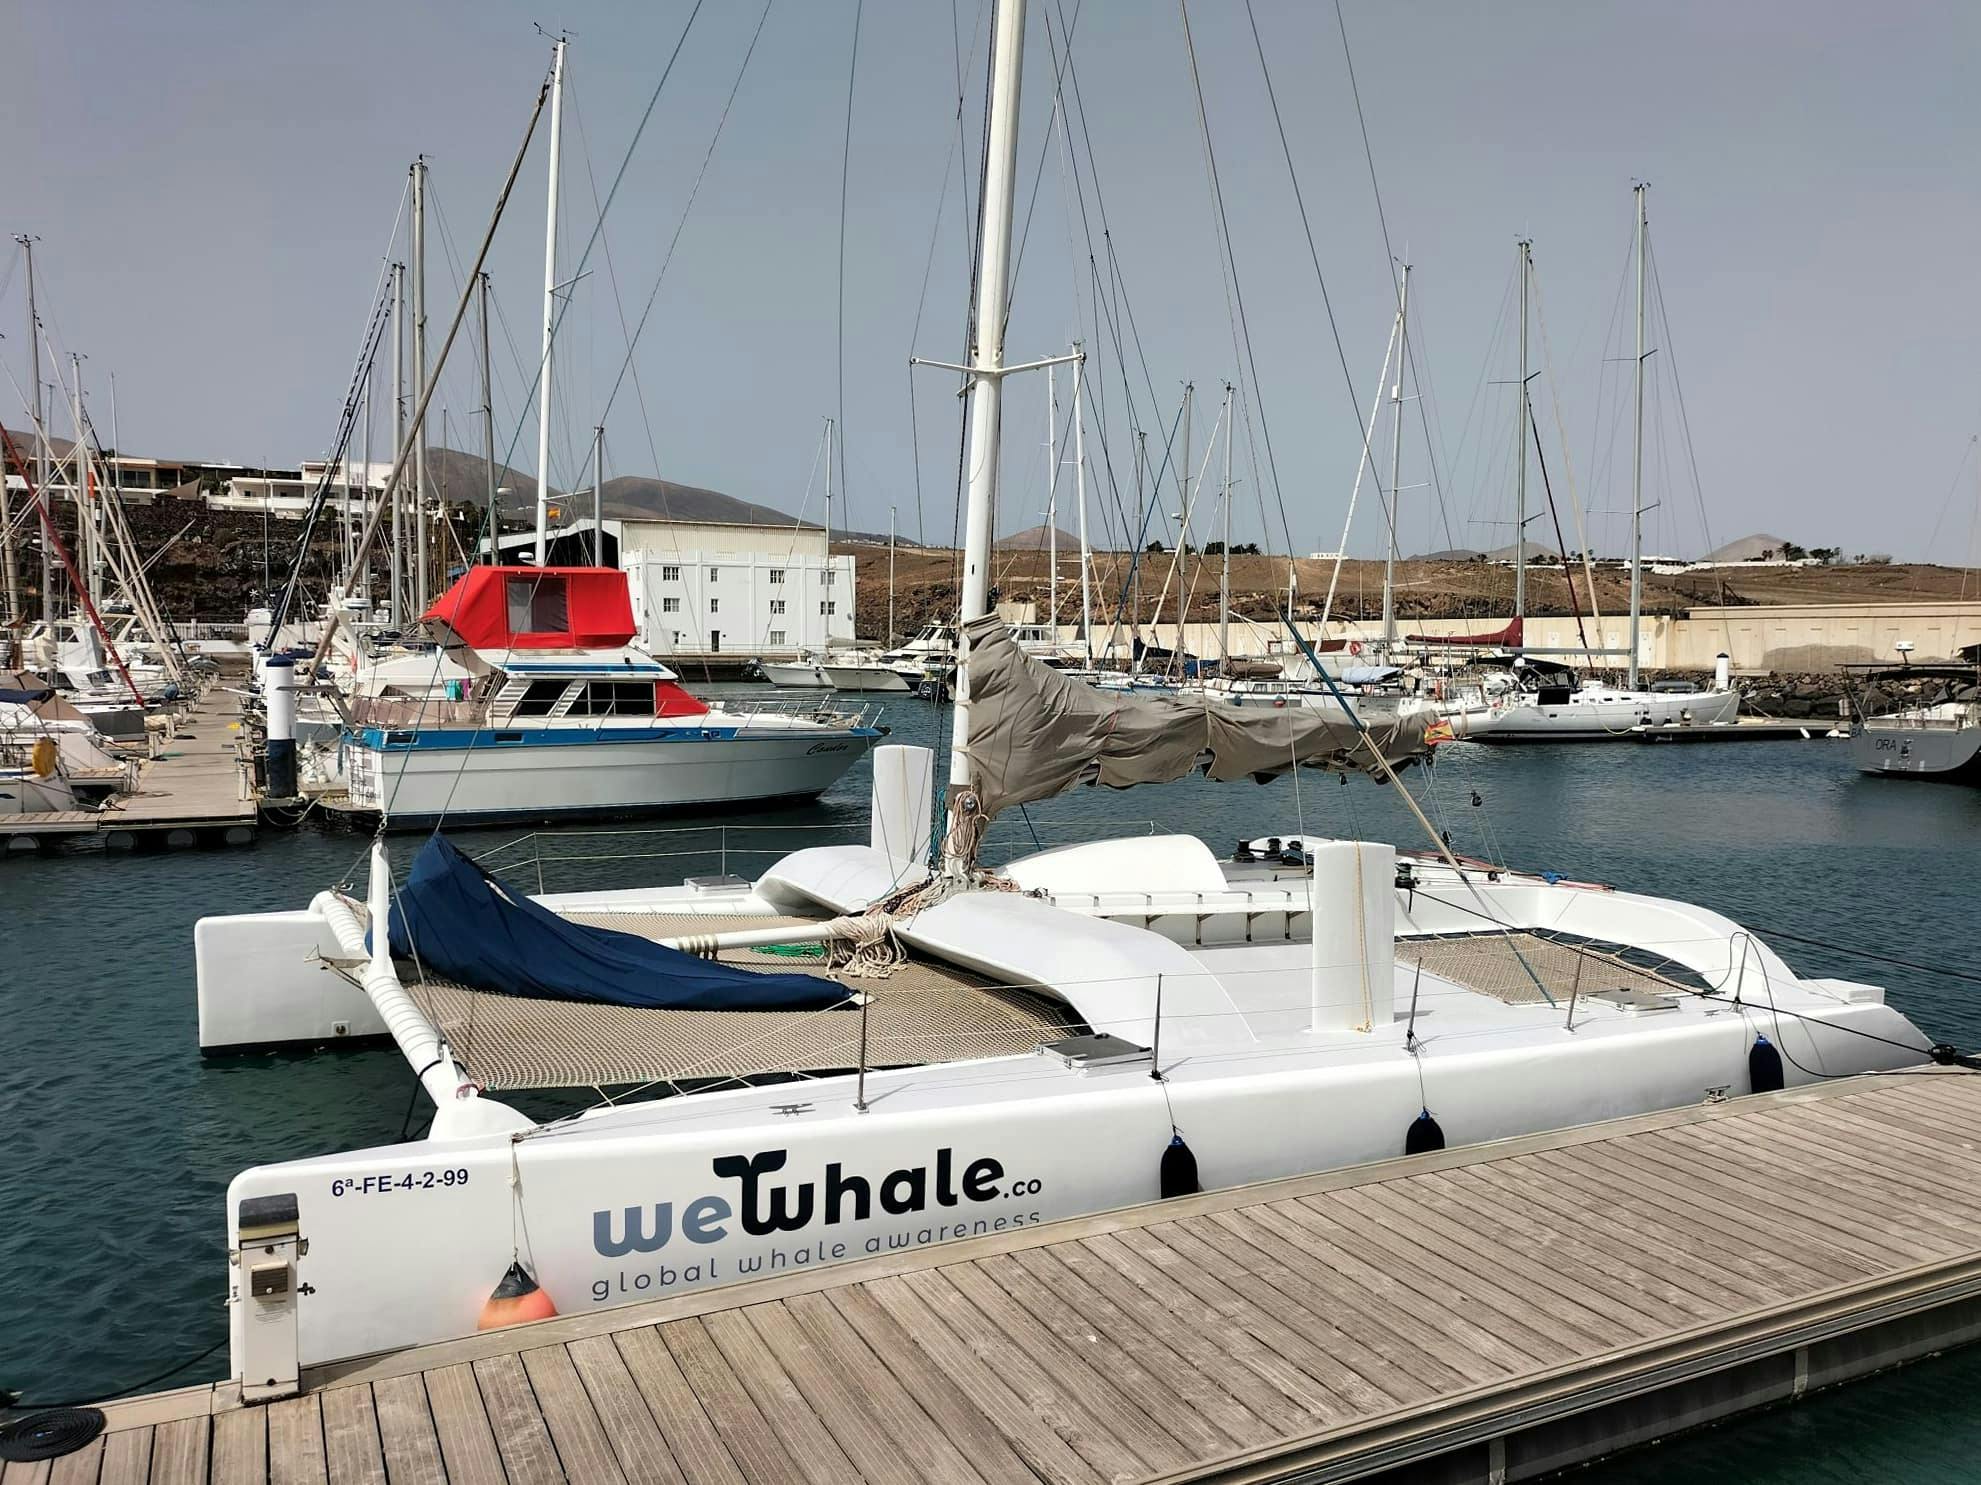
[806,741,851,755]
[591,1146,1015,1257]
[330,1169,470,1198]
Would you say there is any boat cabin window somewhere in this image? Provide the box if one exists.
[505,576,568,636]
[511,680,572,716]
[573,681,656,717]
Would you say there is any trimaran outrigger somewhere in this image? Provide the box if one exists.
[198,2,1932,1398]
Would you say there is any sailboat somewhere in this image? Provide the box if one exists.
[194,5,1930,1391]
[1445,205,1739,741]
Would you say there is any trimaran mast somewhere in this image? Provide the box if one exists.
[1628,183,1648,689]
[1513,238,1530,628]
[533,35,568,565]
[943,0,1028,876]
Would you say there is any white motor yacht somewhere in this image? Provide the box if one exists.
[333,564,883,827]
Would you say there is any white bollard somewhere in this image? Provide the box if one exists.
[1714,652,1731,691]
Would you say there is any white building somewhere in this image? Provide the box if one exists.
[620,517,854,661]
[211,459,394,519]
[493,515,856,662]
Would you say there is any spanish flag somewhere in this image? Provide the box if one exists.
[1423,720,1455,745]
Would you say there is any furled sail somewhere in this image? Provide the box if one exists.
[959,615,1430,821]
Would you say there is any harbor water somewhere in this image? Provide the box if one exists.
[3,693,1979,1479]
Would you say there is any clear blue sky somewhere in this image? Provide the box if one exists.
[7,1,1979,562]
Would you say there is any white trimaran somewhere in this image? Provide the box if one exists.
[198,7,1929,1393]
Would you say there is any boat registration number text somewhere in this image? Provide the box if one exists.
[330,1169,470,1197]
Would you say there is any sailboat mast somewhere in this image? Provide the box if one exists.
[1513,239,1530,626]
[18,236,52,625]
[1629,184,1647,689]
[887,504,896,647]
[586,429,602,574]
[945,0,1027,875]
[361,357,373,605]
[1178,382,1193,666]
[1046,362,1058,643]
[72,353,96,607]
[412,157,429,612]
[1219,381,1233,665]
[480,272,497,564]
[1381,261,1410,651]
[1074,345,1091,664]
[390,260,406,625]
[823,417,833,615]
[533,35,567,565]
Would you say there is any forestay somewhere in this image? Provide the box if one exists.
[960,615,1429,820]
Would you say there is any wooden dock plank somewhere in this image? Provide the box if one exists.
[967,1250,1240,1459]
[740,1299,941,1485]
[861,1277,1105,1485]
[784,1291,995,1485]
[46,1437,104,1485]
[95,1427,152,1485]
[1031,1236,1320,1435]
[421,1362,509,1485]
[1678,1117,1981,1252]
[927,1260,1197,1475]
[1151,1218,1439,1408]
[208,1407,266,1485]
[317,1386,385,1485]
[1626,1126,1947,1266]
[1236,1195,1545,1386]
[1003,1242,1276,1445]
[367,1375,445,1485]
[1443,1159,1764,1312]
[665,1322,820,1481]
[2,1458,53,1485]
[266,1396,326,1485]
[1173,1211,1470,1397]
[612,1326,747,1485]
[470,1354,564,1485]
[1398,1164,1712,1328]
[519,1345,626,1485]
[1078,1229,1351,1427]
[826,1283,1050,1485]
[146,1418,207,1485]
[562,1335,692,1485]
[1105,1224,1393,1423]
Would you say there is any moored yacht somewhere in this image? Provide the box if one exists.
[335,564,884,827]
[1446,655,1740,740]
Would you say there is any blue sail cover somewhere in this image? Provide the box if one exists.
[384,832,845,1011]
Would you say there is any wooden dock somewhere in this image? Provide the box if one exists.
[31,1071,1981,1484]
[2,689,255,853]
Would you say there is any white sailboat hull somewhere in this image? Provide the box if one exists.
[1449,686,1740,741]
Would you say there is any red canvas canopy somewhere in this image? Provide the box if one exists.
[1404,617,1524,648]
[422,566,636,650]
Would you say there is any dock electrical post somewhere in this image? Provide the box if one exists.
[263,654,299,801]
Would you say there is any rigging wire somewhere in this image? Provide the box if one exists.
[1238,0,1389,553]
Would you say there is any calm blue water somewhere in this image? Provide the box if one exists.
[3,693,1979,1477]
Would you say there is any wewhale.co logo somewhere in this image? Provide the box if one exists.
[593,1146,1030,1257]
